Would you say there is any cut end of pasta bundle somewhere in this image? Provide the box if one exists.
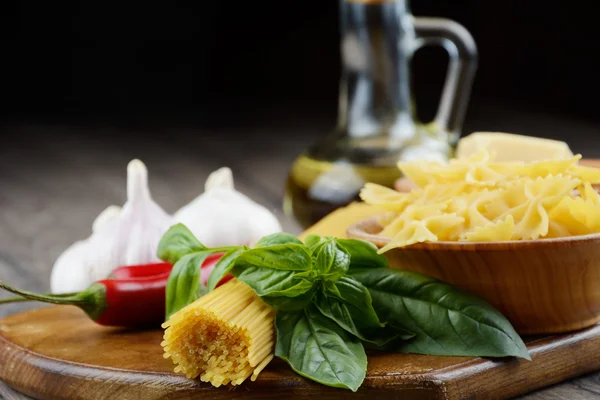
[161,279,275,387]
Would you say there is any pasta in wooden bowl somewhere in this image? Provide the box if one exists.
[347,150,600,335]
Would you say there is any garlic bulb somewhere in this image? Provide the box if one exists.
[174,167,282,247]
[50,159,174,294]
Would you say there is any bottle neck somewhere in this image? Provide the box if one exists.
[338,0,416,139]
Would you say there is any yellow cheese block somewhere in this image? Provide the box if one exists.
[299,202,384,240]
[456,132,574,162]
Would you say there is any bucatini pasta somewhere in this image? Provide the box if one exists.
[360,149,600,252]
[161,279,275,387]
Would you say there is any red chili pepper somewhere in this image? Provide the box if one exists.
[0,255,229,327]
[93,275,168,326]
[0,275,167,327]
[108,262,173,279]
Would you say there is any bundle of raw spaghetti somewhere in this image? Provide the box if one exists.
[161,279,275,387]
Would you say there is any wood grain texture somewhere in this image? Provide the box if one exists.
[3,306,600,400]
[0,109,600,398]
[347,216,600,335]
[0,380,32,400]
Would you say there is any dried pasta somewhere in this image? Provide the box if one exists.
[360,149,600,252]
[161,279,275,387]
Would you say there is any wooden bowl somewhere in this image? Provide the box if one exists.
[347,217,600,335]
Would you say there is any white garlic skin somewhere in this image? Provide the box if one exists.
[50,241,93,294]
[174,167,282,248]
[50,159,174,294]
[91,205,122,233]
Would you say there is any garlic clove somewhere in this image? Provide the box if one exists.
[174,167,282,248]
[51,159,175,294]
[205,167,234,191]
[126,159,152,204]
[50,240,94,293]
[92,205,122,233]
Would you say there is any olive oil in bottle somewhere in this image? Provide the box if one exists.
[284,128,452,228]
[284,156,402,229]
[283,0,476,228]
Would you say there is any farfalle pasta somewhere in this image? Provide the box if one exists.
[360,149,600,253]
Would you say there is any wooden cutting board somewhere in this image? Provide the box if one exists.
[3,158,600,400]
[1,306,600,400]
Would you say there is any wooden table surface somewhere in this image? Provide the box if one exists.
[1,105,600,399]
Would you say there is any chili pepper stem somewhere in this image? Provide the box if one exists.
[0,297,33,305]
[0,292,79,305]
[0,281,87,306]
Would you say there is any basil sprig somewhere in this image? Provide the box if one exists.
[158,225,531,392]
[157,224,242,319]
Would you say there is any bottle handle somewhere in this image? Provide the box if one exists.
[413,17,478,140]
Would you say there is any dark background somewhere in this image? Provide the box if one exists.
[2,1,599,129]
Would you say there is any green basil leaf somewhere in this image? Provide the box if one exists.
[314,240,350,281]
[304,234,328,253]
[165,251,210,319]
[157,224,206,264]
[235,244,312,271]
[304,234,324,247]
[254,233,303,248]
[262,288,317,311]
[322,280,341,297]
[349,268,531,360]
[294,269,319,281]
[336,238,389,269]
[314,291,409,346]
[207,247,248,292]
[330,276,382,328]
[361,329,416,351]
[234,267,315,298]
[275,306,367,392]
[315,276,408,346]
[313,291,366,338]
[232,244,315,298]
